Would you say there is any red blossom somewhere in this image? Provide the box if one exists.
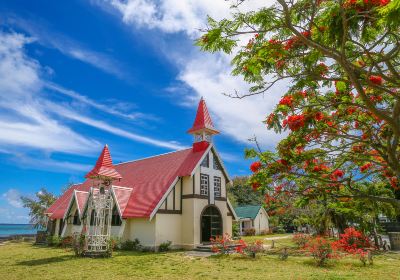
[368,75,383,85]
[285,114,306,131]
[279,95,294,107]
[360,162,373,173]
[250,161,262,173]
[314,112,324,121]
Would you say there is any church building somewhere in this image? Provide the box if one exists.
[45,98,237,249]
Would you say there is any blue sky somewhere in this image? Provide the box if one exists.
[0,0,283,223]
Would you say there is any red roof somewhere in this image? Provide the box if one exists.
[187,98,219,134]
[46,144,210,219]
[85,145,122,179]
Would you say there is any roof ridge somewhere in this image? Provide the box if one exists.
[114,147,192,166]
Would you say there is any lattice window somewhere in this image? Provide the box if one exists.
[200,174,209,196]
[213,155,221,170]
[111,205,122,226]
[200,154,209,168]
[73,209,81,225]
[214,176,221,197]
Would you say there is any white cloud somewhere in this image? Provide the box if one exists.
[44,82,158,122]
[105,0,270,37]
[100,0,285,149]
[2,189,23,208]
[0,31,100,154]
[44,101,187,150]
[6,15,129,80]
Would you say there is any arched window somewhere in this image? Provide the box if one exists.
[111,205,122,226]
[73,209,81,225]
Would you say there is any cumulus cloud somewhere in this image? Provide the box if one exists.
[99,0,285,148]
[2,189,23,208]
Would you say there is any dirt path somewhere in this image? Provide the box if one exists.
[263,235,292,241]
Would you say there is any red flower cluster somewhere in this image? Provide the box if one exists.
[283,114,305,131]
[331,169,345,181]
[250,161,262,173]
[360,162,373,173]
[332,227,371,254]
[251,182,261,191]
[364,0,390,6]
[304,236,336,266]
[312,164,329,172]
[368,75,383,85]
[279,95,294,107]
[314,112,324,121]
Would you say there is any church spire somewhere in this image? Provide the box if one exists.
[187,97,219,135]
[188,98,219,151]
[85,145,122,180]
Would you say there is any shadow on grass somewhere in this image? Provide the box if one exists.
[17,255,75,266]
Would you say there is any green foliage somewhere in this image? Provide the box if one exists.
[20,188,57,229]
[227,176,264,207]
[158,241,172,252]
[46,235,62,247]
[120,238,142,251]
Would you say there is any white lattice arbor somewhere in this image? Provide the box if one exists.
[80,145,122,257]
[84,184,113,255]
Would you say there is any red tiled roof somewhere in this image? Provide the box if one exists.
[187,98,219,134]
[46,144,210,219]
[85,145,122,179]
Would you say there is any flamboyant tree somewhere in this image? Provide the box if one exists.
[197,0,400,208]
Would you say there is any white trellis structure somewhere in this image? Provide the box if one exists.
[84,182,113,255]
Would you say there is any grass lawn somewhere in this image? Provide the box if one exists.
[1,242,400,280]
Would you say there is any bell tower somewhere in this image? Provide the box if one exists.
[187,98,219,152]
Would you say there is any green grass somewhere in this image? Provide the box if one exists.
[1,242,400,280]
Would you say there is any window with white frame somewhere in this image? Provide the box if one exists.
[200,174,209,196]
[214,176,221,197]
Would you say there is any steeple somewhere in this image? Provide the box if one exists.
[188,98,219,151]
[85,145,122,180]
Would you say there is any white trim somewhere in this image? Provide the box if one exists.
[227,199,238,220]
[112,185,132,190]
[149,177,180,221]
[63,191,76,220]
[210,146,231,183]
[111,187,122,217]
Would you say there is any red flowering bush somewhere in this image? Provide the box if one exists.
[210,233,233,254]
[304,236,337,266]
[332,227,372,265]
[236,239,264,258]
[292,233,310,248]
[279,96,294,107]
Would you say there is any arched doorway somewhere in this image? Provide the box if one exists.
[201,205,222,243]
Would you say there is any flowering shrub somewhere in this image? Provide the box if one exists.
[305,236,337,266]
[332,227,373,265]
[236,239,264,258]
[292,233,310,248]
[210,234,233,254]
